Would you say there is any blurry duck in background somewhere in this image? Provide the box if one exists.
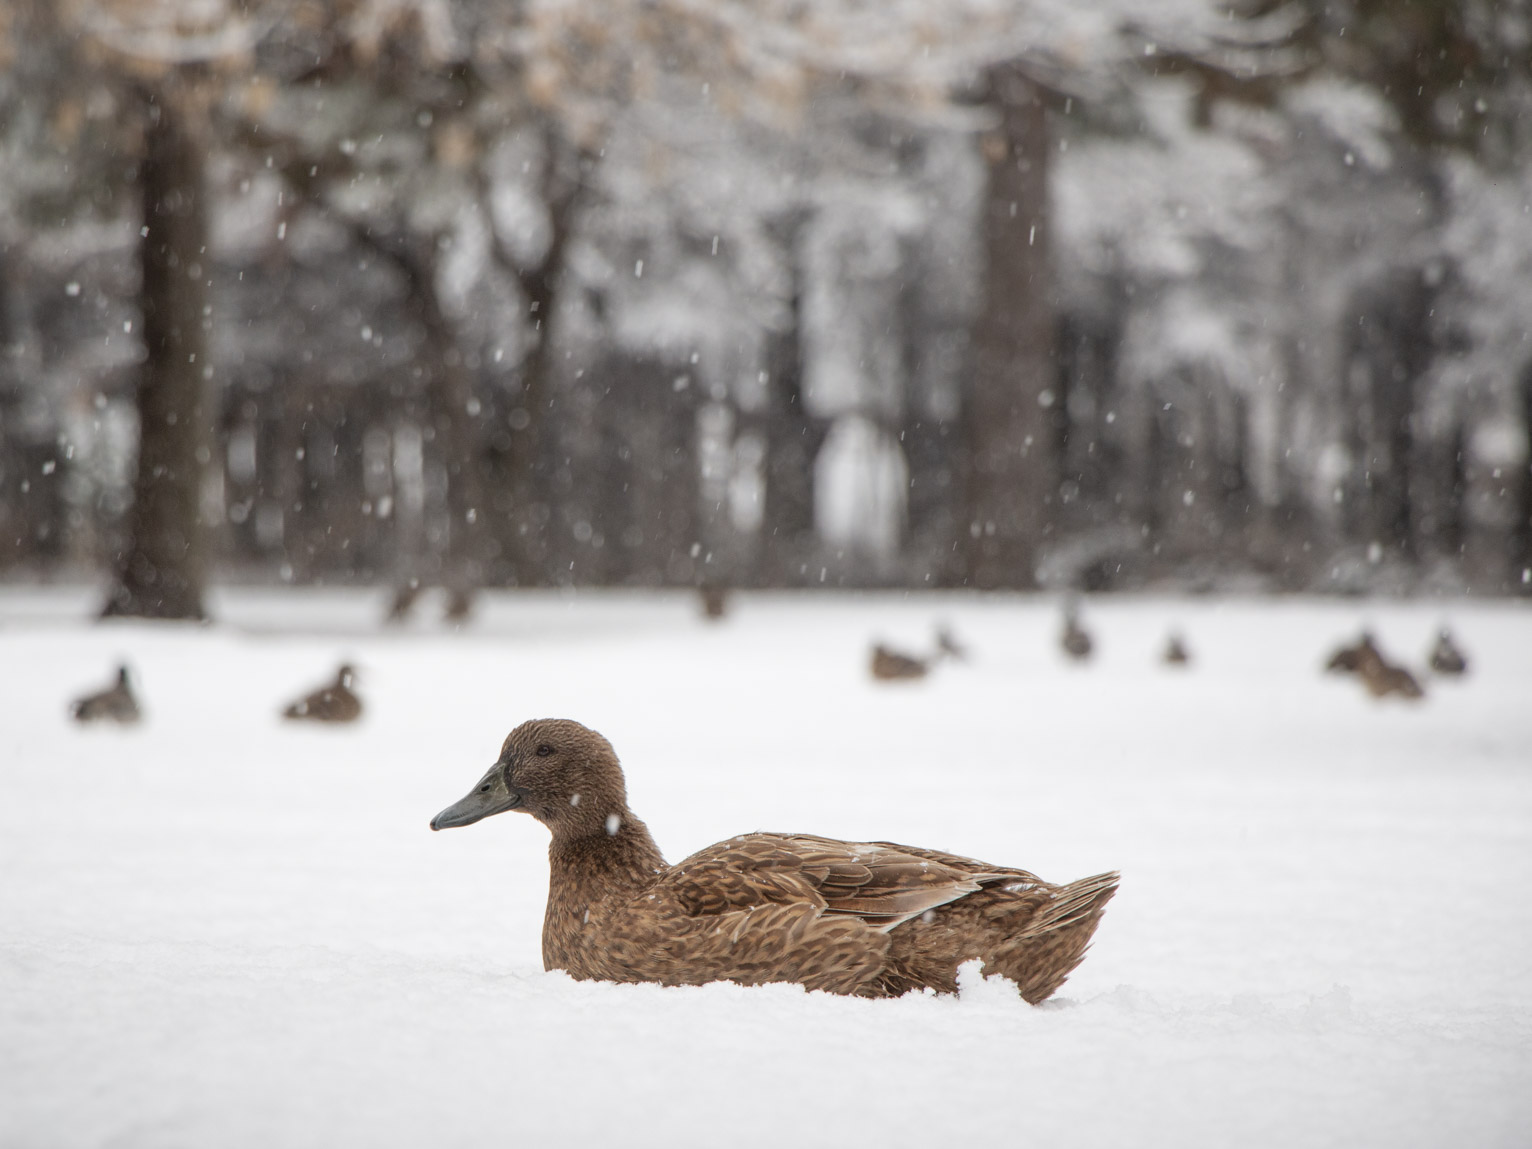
[1060,601,1093,661]
[386,580,475,626]
[444,587,475,624]
[1356,645,1425,701]
[870,642,929,681]
[1324,630,1381,674]
[70,664,141,725]
[1162,633,1191,667]
[282,663,363,723]
[934,623,968,662]
[1323,630,1423,700]
[430,718,1120,1003]
[384,578,423,624]
[1428,628,1468,676]
[699,585,729,621]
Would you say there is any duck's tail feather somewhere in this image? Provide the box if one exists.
[1019,870,1120,939]
[985,871,1119,1004]
[878,870,1119,1004]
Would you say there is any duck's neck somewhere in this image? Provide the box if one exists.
[541,810,666,976]
[547,809,667,896]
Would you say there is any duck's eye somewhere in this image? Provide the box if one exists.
[478,784,491,793]
[536,743,555,757]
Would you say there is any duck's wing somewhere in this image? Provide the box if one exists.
[656,832,1020,932]
[643,901,892,994]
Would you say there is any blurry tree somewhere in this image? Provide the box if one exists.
[234,0,706,599]
[4,0,283,619]
[217,7,493,605]
[1217,0,1532,163]
[965,62,1057,588]
[217,0,1236,598]
[1154,0,1532,590]
[106,75,216,620]
[10,0,1372,599]
[532,0,1220,588]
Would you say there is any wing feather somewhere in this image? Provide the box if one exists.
[657,832,1015,933]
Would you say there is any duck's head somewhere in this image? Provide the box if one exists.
[337,664,357,689]
[430,718,628,836]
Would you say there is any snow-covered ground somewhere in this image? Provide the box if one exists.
[1,587,1529,1148]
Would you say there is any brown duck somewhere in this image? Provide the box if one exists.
[699,585,729,620]
[385,578,423,624]
[1355,644,1425,701]
[71,664,141,724]
[1060,605,1093,661]
[431,719,1119,1003]
[444,587,475,623]
[934,624,968,662]
[1324,631,1381,674]
[282,664,362,723]
[870,643,929,681]
[1428,628,1468,676]
[1162,633,1191,666]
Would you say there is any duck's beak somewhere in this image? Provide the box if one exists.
[430,762,523,830]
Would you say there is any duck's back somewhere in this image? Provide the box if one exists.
[283,683,362,722]
[546,832,899,994]
[577,832,1116,1002]
[72,687,140,724]
[71,672,140,724]
[1430,635,1467,675]
[871,647,927,680]
[658,833,1014,927]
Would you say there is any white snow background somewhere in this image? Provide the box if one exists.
[1,589,1529,1148]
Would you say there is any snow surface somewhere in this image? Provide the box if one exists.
[2,588,1529,1148]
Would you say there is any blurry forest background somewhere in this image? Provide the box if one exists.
[2,0,1531,618]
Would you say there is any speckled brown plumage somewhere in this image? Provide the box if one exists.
[71,664,141,724]
[282,664,362,722]
[431,719,1119,1003]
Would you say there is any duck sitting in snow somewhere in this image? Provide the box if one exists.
[1428,628,1468,676]
[699,585,729,621]
[431,719,1119,1003]
[282,663,362,723]
[444,587,475,624]
[1060,604,1093,661]
[870,642,930,681]
[1354,642,1425,702]
[934,624,968,662]
[385,578,423,624]
[1324,631,1381,674]
[70,664,141,725]
[1162,633,1191,667]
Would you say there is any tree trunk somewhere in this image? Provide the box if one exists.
[103,85,211,620]
[761,260,826,584]
[963,63,1056,589]
[393,241,489,598]
[499,148,586,587]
